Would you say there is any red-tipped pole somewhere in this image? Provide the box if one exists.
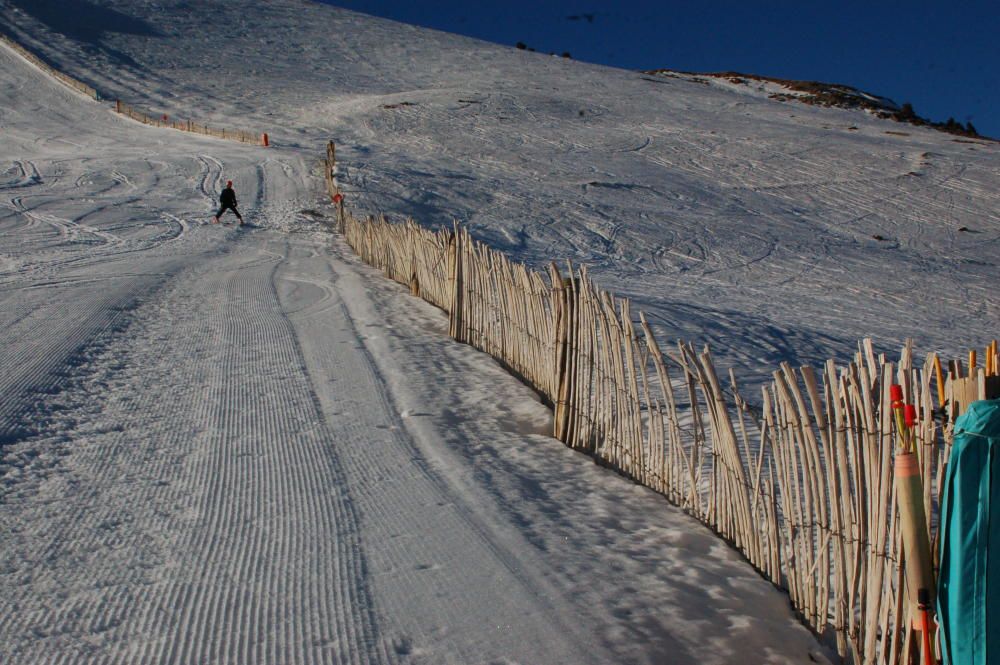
[891,385,909,451]
[262,132,269,147]
[918,588,934,665]
[332,192,343,204]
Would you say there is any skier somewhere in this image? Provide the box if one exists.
[213,180,243,225]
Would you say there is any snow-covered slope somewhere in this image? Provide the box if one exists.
[3,0,997,385]
[1,0,997,661]
[0,16,830,665]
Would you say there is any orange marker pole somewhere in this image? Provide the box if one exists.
[905,403,919,462]
[919,589,934,665]
[890,385,909,451]
[262,132,269,147]
[969,349,977,372]
[896,452,935,629]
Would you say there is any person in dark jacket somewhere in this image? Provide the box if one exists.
[213,180,243,224]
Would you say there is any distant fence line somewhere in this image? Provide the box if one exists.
[324,145,995,665]
[0,34,99,99]
[0,34,268,147]
[115,100,268,147]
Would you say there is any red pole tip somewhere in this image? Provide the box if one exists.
[904,404,917,427]
[890,384,903,402]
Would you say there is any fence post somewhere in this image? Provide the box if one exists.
[447,227,461,339]
[330,142,337,196]
[552,268,576,442]
[327,143,334,192]
[551,264,568,439]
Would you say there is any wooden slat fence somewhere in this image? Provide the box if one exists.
[325,147,990,665]
[0,34,268,147]
[114,100,266,146]
[0,34,99,99]
[343,213,454,313]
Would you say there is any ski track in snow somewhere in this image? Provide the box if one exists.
[0,29,830,665]
[14,1,1000,661]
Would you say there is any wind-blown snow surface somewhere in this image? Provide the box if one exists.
[3,0,998,387]
[0,25,830,665]
[1,0,997,661]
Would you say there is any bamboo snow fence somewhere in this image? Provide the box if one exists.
[0,34,99,99]
[0,35,267,146]
[114,100,266,146]
[325,147,994,665]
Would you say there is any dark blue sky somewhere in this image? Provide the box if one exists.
[322,1,999,138]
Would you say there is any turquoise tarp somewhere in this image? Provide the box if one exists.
[938,399,1000,665]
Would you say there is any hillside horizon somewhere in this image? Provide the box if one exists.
[318,0,1000,140]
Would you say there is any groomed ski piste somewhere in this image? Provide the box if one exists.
[0,1,997,663]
